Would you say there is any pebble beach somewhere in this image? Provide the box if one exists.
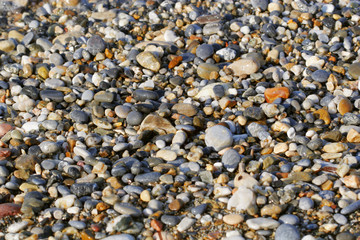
[0,0,360,239]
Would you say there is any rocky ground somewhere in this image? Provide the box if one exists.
[0,0,360,239]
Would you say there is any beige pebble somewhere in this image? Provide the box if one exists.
[140,190,151,202]
[156,149,177,161]
[271,121,290,132]
[273,143,288,154]
[347,128,360,143]
[343,175,360,188]
[322,142,348,153]
[92,162,108,174]
[223,214,244,225]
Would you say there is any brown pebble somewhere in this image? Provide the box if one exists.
[151,219,163,232]
[0,203,21,218]
[168,199,184,211]
[338,98,353,115]
[168,56,183,69]
[81,230,95,240]
[96,202,110,211]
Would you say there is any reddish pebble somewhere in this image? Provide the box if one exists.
[77,161,85,167]
[0,203,21,218]
[264,87,290,103]
[0,148,11,160]
[0,123,13,138]
[90,224,101,232]
[151,219,163,232]
[168,56,183,69]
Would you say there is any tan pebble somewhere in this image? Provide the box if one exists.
[237,116,247,126]
[273,143,288,154]
[8,30,24,42]
[347,128,360,143]
[153,231,175,240]
[0,40,15,52]
[19,183,38,192]
[93,213,106,223]
[343,175,360,188]
[203,106,214,115]
[268,2,284,12]
[216,173,229,184]
[319,223,338,233]
[48,186,58,198]
[92,162,107,174]
[223,214,244,225]
[234,172,259,189]
[105,177,121,189]
[322,142,348,153]
[156,149,177,161]
[260,204,282,217]
[227,59,260,77]
[271,121,290,132]
[321,152,342,160]
[336,164,350,178]
[140,190,151,202]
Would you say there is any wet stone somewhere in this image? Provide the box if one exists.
[161,215,180,226]
[197,63,220,80]
[134,172,161,184]
[133,89,159,101]
[348,62,360,79]
[40,90,64,102]
[94,91,114,103]
[114,202,142,217]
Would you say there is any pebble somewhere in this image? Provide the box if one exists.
[275,224,300,240]
[87,35,106,55]
[196,44,214,60]
[279,215,300,225]
[205,125,233,151]
[7,221,29,233]
[0,0,358,239]
[223,214,244,225]
[227,59,260,77]
[197,63,220,80]
[136,52,161,72]
[246,217,280,230]
[177,217,196,232]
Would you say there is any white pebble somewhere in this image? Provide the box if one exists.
[7,221,28,233]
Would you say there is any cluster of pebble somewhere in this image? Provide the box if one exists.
[1,0,360,239]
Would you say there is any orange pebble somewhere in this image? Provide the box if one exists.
[168,56,183,69]
[264,87,290,103]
